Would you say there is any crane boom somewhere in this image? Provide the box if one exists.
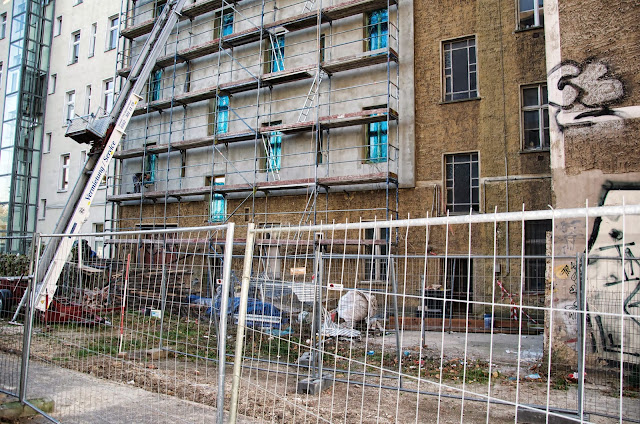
[31,0,189,312]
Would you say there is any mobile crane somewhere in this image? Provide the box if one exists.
[11,0,189,320]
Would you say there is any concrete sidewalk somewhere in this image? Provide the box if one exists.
[1,353,254,423]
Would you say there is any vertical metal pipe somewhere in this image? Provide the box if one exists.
[19,233,41,403]
[229,222,256,423]
[158,235,168,349]
[312,233,324,379]
[217,223,235,424]
[389,255,402,388]
[576,253,585,420]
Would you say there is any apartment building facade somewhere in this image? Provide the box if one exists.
[37,0,121,257]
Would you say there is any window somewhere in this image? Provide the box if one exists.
[103,79,114,112]
[365,106,387,163]
[1,13,6,39]
[70,31,80,64]
[84,85,92,115]
[221,12,233,37]
[366,9,388,51]
[44,133,51,154]
[80,150,87,165]
[107,16,119,50]
[445,152,479,213]
[88,23,96,57]
[65,90,75,123]
[59,154,70,191]
[216,95,229,134]
[154,1,167,18]
[364,227,389,281]
[39,199,46,220]
[443,37,477,101]
[267,34,285,73]
[93,223,104,258]
[54,16,62,37]
[519,0,544,29]
[319,34,326,62]
[262,123,282,175]
[48,74,56,94]
[525,220,550,292]
[149,69,162,101]
[207,176,226,222]
[522,84,549,151]
[144,153,157,184]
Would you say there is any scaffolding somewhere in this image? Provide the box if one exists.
[111,0,400,240]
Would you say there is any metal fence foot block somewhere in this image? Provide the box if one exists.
[296,374,334,395]
[516,407,588,424]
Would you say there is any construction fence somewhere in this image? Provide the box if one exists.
[0,205,639,423]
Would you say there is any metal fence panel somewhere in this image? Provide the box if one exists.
[0,225,235,423]
[228,206,640,423]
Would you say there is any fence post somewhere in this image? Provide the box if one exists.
[229,223,256,423]
[217,223,235,424]
[19,233,41,403]
[576,253,586,420]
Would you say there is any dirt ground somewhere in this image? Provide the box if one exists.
[1,319,637,423]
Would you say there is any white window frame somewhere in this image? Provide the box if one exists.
[518,0,544,30]
[1,13,7,39]
[107,16,119,51]
[59,154,70,191]
[70,30,80,64]
[93,223,105,258]
[39,199,47,220]
[445,152,480,214]
[88,23,97,57]
[43,132,52,154]
[48,74,56,94]
[103,79,114,113]
[521,83,549,151]
[84,84,92,115]
[362,226,389,282]
[65,90,75,124]
[54,16,62,37]
[442,36,478,102]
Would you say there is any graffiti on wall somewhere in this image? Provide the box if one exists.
[547,58,631,130]
[586,185,640,362]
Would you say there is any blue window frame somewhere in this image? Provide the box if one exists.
[269,34,285,72]
[217,95,229,134]
[367,120,387,163]
[222,12,233,37]
[266,131,282,173]
[150,69,162,101]
[209,176,225,222]
[367,9,388,51]
[144,153,157,184]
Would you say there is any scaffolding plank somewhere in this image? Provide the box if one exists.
[121,19,155,40]
[322,47,398,74]
[182,0,229,19]
[107,172,396,203]
[320,107,398,129]
[119,109,396,159]
[323,0,398,20]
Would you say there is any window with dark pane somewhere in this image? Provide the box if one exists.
[443,37,477,101]
[445,152,479,214]
[521,84,549,151]
[519,0,544,29]
[525,220,550,292]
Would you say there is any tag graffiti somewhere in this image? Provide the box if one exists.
[548,58,626,130]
